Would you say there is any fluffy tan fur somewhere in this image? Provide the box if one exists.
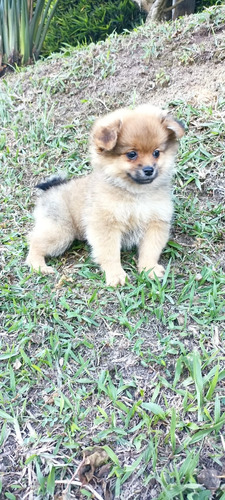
[26,104,184,286]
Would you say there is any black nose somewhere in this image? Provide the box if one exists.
[142,166,154,177]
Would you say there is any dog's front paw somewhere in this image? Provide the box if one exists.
[38,265,55,275]
[105,269,127,287]
[148,264,165,279]
[26,257,55,275]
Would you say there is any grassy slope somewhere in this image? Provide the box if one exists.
[0,5,225,499]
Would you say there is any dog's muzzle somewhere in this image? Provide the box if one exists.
[128,166,158,184]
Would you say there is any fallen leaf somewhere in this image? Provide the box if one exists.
[54,275,73,290]
[213,325,219,347]
[43,391,59,405]
[13,359,22,370]
[78,446,109,484]
[95,461,113,499]
[177,314,185,326]
[96,463,111,479]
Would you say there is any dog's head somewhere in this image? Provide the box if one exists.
[90,105,184,191]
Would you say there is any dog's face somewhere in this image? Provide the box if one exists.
[91,105,184,192]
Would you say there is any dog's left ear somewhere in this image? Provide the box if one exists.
[93,119,122,151]
[162,115,185,139]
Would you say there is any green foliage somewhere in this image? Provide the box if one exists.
[42,0,146,56]
[0,0,59,66]
[196,0,222,11]
[42,0,221,57]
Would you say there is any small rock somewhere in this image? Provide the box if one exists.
[197,468,220,490]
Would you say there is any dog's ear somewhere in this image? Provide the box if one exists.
[93,119,122,151]
[162,115,185,139]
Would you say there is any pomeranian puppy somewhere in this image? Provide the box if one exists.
[26,104,184,286]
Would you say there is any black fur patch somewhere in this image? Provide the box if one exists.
[35,176,68,191]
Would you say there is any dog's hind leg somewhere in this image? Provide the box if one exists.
[26,219,74,274]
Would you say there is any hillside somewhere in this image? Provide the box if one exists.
[0,5,225,499]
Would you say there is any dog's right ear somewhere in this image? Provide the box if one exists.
[93,119,122,151]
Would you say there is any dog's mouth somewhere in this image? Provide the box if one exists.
[128,166,158,185]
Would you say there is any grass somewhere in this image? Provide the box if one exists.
[0,4,225,499]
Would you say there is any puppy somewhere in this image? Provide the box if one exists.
[26,104,184,286]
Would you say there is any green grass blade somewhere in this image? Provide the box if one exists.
[141,402,165,417]
[206,364,219,400]
[46,466,55,495]
[192,350,204,421]
[170,408,176,454]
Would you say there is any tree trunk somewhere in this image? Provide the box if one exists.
[172,0,195,20]
[132,0,196,21]
[147,0,168,21]
[132,0,155,12]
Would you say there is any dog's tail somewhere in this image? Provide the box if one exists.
[35,174,67,192]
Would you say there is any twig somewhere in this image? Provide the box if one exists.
[95,98,111,111]
[55,479,104,500]
[63,458,85,495]
[220,432,225,452]
[213,325,219,347]
[28,462,34,500]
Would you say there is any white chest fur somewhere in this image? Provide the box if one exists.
[114,190,173,249]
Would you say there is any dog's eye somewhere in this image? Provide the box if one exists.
[153,149,160,158]
[126,151,138,160]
